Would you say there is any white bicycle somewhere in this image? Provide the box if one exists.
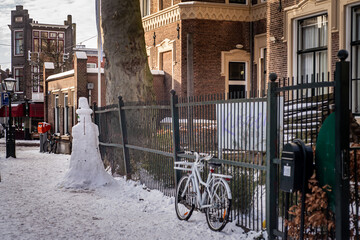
[174,152,232,231]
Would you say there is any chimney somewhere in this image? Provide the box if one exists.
[67,15,72,25]
[16,5,23,11]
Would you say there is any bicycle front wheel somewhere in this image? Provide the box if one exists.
[206,179,231,231]
[175,176,195,221]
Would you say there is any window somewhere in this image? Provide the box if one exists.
[64,94,69,134]
[230,0,247,4]
[297,14,328,83]
[15,16,23,22]
[351,6,360,113]
[140,0,150,17]
[49,32,57,38]
[14,68,23,91]
[229,62,246,98]
[58,40,64,53]
[55,95,60,134]
[87,63,97,68]
[14,31,24,55]
[32,66,43,93]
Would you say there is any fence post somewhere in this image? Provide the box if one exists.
[266,73,278,240]
[170,90,181,186]
[118,96,132,179]
[334,50,350,239]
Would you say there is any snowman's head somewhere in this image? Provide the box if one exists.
[76,97,93,116]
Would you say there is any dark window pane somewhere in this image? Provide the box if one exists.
[229,0,247,4]
[41,32,48,38]
[229,62,246,81]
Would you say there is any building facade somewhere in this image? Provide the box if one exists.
[267,0,360,115]
[9,5,75,101]
[142,0,267,101]
[44,50,105,153]
[4,5,76,139]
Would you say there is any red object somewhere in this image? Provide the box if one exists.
[0,104,24,117]
[38,122,51,133]
[29,103,44,118]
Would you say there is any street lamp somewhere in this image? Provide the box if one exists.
[3,77,16,158]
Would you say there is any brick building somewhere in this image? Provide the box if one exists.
[142,0,267,101]
[142,0,360,109]
[2,5,76,139]
[43,50,105,153]
[266,0,360,114]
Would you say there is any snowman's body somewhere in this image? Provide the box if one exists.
[60,97,114,189]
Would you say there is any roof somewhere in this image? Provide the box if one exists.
[75,51,88,60]
[86,68,104,74]
[30,23,69,29]
[47,69,74,81]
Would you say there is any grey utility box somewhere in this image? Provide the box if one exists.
[280,141,313,193]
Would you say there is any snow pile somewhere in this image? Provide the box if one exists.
[59,97,115,190]
[0,145,267,239]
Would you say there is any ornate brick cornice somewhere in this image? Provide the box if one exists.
[142,2,267,32]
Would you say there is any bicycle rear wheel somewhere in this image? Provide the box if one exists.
[206,179,231,231]
[175,176,195,221]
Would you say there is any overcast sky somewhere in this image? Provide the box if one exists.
[0,0,97,71]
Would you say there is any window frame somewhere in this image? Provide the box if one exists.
[293,13,329,84]
[55,95,60,134]
[13,67,23,92]
[64,93,69,135]
[14,30,24,56]
[350,5,360,114]
[228,61,247,98]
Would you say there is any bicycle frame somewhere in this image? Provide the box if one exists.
[175,155,232,210]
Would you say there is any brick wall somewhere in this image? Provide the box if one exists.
[266,0,295,78]
[331,31,339,77]
[181,19,251,96]
[144,21,182,97]
[153,73,167,101]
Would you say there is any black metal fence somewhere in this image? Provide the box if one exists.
[269,74,335,239]
[95,91,267,232]
[94,51,357,238]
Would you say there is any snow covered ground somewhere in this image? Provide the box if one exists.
[0,144,266,240]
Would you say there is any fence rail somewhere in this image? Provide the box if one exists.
[94,51,357,238]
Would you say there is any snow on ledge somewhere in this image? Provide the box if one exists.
[151,70,165,75]
[86,68,104,74]
[47,70,74,81]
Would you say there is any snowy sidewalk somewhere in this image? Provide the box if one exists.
[0,145,264,240]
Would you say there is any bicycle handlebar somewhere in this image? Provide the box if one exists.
[184,151,213,163]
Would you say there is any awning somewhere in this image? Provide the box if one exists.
[29,103,44,118]
[0,104,24,117]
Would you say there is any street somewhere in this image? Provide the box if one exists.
[0,143,264,240]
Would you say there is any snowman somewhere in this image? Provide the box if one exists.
[60,97,115,189]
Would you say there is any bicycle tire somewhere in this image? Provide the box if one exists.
[175,176,195,221]
[206,179,232,231]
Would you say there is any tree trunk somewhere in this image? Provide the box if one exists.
[101,0,154,104]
